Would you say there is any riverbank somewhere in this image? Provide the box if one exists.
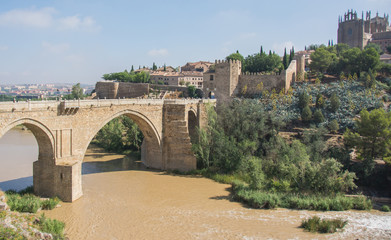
[43,145,391,240]
[0,190,64,239]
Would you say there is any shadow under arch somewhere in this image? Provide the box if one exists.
[83,109,163,169]
[187,108,198,144]
[0,118,55,197]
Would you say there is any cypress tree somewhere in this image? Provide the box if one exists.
[131,65,134,72]
[260,46,263,55]
[301,105,312,122]
[283,48,288,69]
[269,50,272,56]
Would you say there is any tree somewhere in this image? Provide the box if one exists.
[163,64,166,71]
[131,65,134,72]
[340,47,362,74]
[298,91,310,110]
[301,105,312,122]
[187,85,197,98]
[344,109,391,162]
[361,47,380,72]
[315,94,325,108]
[283,48,289,69]
[313,109,325,124]
[365,43,383,55]
[387,45,391,54]
[152,62,157,71]
[328,119,339,133]
[71,83,84,99]
[226,52,244,63]
[309,47,336,72]
[329,93,340,112]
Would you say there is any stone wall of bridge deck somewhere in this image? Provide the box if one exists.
[0,99,216,202]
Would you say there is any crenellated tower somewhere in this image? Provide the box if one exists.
[338,9,390,50]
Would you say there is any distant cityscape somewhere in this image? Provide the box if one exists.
[0,83,94,99]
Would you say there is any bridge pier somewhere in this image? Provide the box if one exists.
[34,161,82,202]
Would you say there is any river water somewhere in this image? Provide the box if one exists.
[1,128,391,239]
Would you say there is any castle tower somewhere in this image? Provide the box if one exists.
[202,60,241,101]
[338,9,367,49]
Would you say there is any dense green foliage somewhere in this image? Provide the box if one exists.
[102,71,151,83]
[93,116,143,153]
[309,44,380,76]
[5,187,59,213]
[381,205,390,212]
[231,180,371,211]
[193,100,358,198]
[226,48,284,73]
[258,80,383,129]
[0,225,25,240]
[226,51,244,63]
[301,216,347,233]
[38,214,65,239]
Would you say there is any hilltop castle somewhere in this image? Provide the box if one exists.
[337,9,391,51]
[202,56,305,101]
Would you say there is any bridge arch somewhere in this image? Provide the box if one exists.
[0,118,56,197]
[83,109,163,169]
[0,118,55,164]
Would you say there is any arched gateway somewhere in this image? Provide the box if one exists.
[0,99,214,202]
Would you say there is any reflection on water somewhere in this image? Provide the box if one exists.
[82,147,146,175]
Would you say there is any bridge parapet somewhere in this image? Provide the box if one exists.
[0,98,216,112]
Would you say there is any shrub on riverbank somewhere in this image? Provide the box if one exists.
[0,225,24,240]
[5,187,59,213]
[381,205,390,212]
[231,180,371,211]
[38,214,65,239]
[301,216,347,233]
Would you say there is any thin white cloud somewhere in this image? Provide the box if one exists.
[148,49,169,57]
[0,7,99,32]
[0,45,8,51]
[59,15,99,32]
[42,41,70,54]
[0,7,55,28]
[272,41,295,55]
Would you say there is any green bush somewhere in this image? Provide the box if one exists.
[42,197,60,210]
[351,196,372,210]
[301,216,347,233]
[0,225,25,240]
[38,214,65,239]
[6,194,41,213]
[314,109,325,123]
[301,105,312,121]
[0,211,6,220]
[380,205,390,212]
[231,184,371,211]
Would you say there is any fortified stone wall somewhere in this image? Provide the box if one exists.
[203,59,298,99]
[95,82,192,99]
[237,73,285,96]
[284,60,297,91]
[116,83,149,98]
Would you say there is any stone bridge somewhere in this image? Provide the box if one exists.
[0,98,215,202]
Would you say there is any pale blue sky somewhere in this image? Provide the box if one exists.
[0,0,390,84]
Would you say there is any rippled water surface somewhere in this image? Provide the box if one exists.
[1,128,390,239]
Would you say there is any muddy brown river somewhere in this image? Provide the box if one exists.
[1,128,390,239]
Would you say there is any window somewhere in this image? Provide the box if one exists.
[210,75,214,81]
